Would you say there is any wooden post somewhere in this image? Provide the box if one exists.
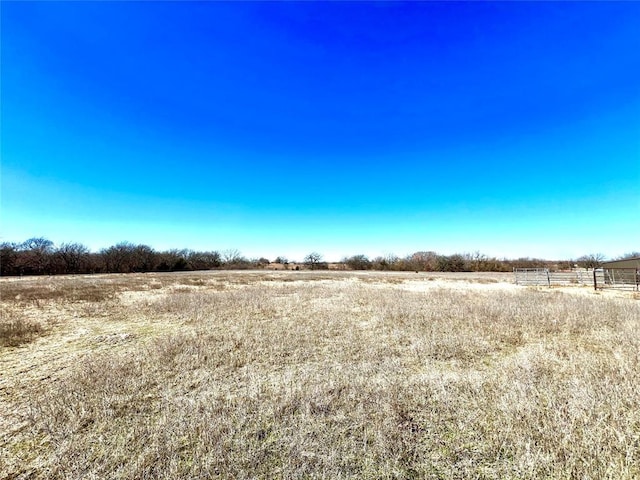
[593,269,597,291]
[546,269,551,288]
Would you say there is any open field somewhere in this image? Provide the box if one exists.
[1,271,639,479]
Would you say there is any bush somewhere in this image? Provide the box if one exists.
[0,308,45,347]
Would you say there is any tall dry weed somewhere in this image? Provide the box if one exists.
[0,306,45,347]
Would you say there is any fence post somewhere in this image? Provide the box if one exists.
[593,269,597,291]
[546,269,551,288]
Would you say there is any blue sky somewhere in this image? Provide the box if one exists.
[2,1,639,261]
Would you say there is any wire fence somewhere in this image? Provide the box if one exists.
[598,268,640,291]
[514,268,639,291]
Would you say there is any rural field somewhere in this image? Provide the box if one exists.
[1,270,639,479]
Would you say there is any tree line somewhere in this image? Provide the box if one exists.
[0,238,248,276]
[340,251,571,272]
[1,237,636,276]
[341,251,638,272]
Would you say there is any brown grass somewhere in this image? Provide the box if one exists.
[1,271,639,479]
[0,306,45,347]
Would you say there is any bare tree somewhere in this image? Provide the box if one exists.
[156,249,185,271]
[617,252,640,260]
[343,254,371,270]
[256,257,270,267]
[18,237,55,274]
[409,251,439,271]
[436,254,467,272]
[577,253,606,269]
[304,252,323,270]
[101,242,137,273]
[57,242,89,273]
[188,250,221,270]
[133,244,157,272]
[221,249,242,265]
[0,242,18,275]
[466,251,489,272]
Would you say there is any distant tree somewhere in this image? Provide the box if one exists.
[231,257,252,269]
[304,252,324,270]
[188,250,221,270]
[554,260,574,271]
[18,237,55,274]
[436,254,467,272]
[156,249,188,271]
[86,252,104,273]
[617,252,640,260]
[132,244,157,272]
[222,249,242,265]
[56,242,90,274]
[371,256,388,270]
[205,251,223,269]
[577,253,606,269]
[465,251,490,272]
[408,251,438,271]
[98,243,168,272]
[220,249,251,269]
[21,237,54,252]
[386,253,402,271]
[274,256,289,265]
[173,258,189,271]
[0,242,18,276]
[343,254,371,270]
[509,257,548,269]
[436,255,448,272]
[101,242,137,273]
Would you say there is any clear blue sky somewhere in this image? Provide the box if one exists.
[2,1,639,261]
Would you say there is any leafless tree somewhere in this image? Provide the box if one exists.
[304,252,323,270]
[57,242,89,273]
[101,242,137,273]
[409,251,439,271]
[465,251,489,272]
[617,252,640,260]
[0,242,18,275]
[188,250,221,270]
[343,254,371,270]
[18,237,55,274]
[577,253,606,269]
[222,249,242,265]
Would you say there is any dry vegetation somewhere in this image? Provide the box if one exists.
[1,271,639,479]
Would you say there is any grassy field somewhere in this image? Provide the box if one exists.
[1,271,639,479]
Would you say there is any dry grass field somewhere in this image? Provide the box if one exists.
[1,271,639,479]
